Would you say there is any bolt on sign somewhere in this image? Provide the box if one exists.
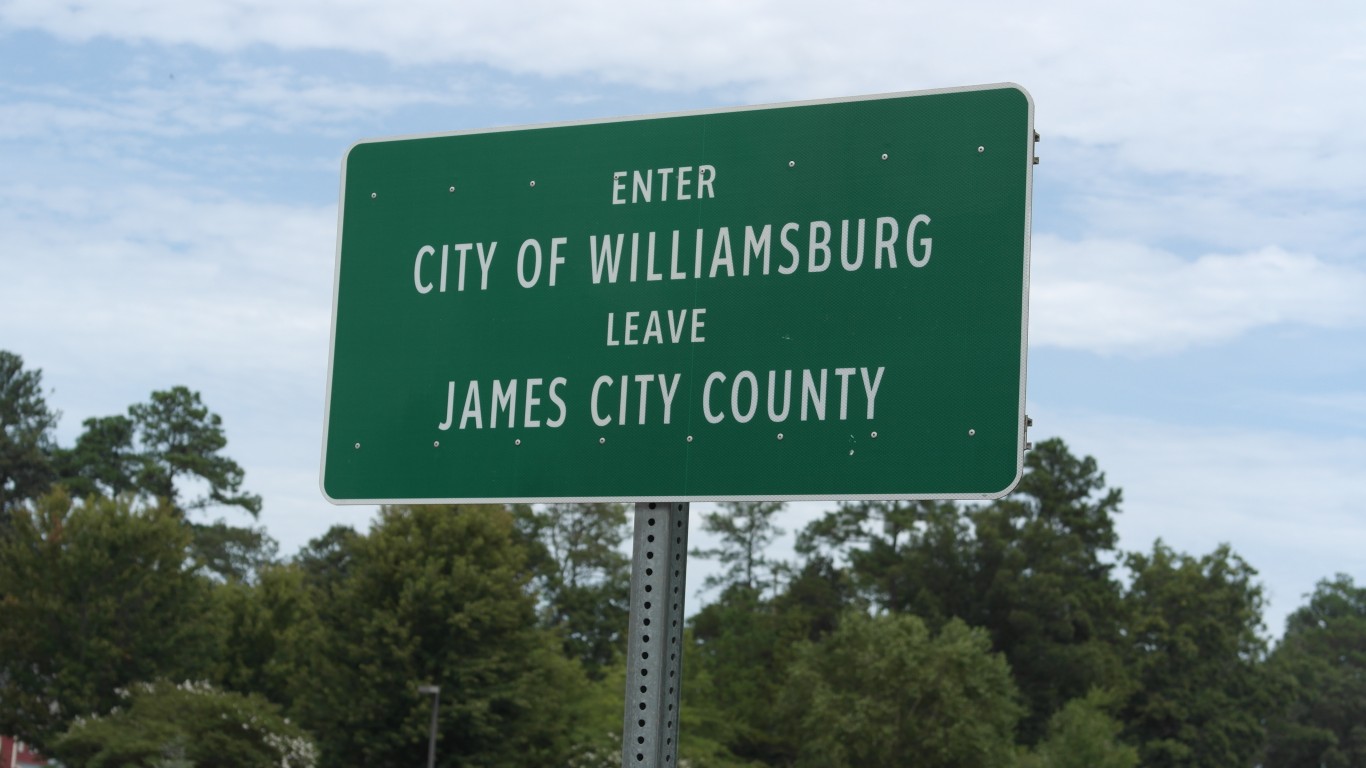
[321,83,1035,504]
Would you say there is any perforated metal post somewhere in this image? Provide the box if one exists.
[622,501,690,768]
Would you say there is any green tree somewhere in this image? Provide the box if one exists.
[688,585,791,764]
[51,680,317,768]
[686,559,856,765]
[0,350,59,513]
[796,499,973,623]
[1264,573,1366,768]
[0,489,219,751]
[514,502,631,675]
[189,520,279,583]
[692,501,786,593]
[295,504,587,768]
[52,414,140,499]
[777,612,1022,768]
[969,438,1128,742]
[1020,690,1138,768]
[293,524,360,595]
[1121,541,1273,768]
[213,563,323,712]
[129,386,262,516]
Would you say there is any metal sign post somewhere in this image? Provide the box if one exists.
[622,502,690,767]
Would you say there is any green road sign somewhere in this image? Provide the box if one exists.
[322,83,1034,504]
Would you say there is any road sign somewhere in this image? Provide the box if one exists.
[322,83,1034,504]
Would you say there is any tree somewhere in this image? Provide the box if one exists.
[0,489,219,751]
[970,437,1128,742]
[688,585,791,764]
[1120,541,1274,768]
[213,563,323,712]
[50,680,317,768]
[798,439,1129,743]
[52,415,140,499]
[0,350,58,513]
[796,499,973,622]
[776,612,1021,768]
[514,503,631,674]
[189,520,279,583]
[129,386,261,516]
[1020,690,1138,768]
[692,501,786,593]
[1264,574,1366,768]
[294,504,588,768]
[293,524,360,595]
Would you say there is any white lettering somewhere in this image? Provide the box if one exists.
[703,372,726,424]
[589,234,625,284]
[861,367,885,419]
[591,375,613,426]
[835,367,856,420]
[875,217,899,269]
[523,378,543,428]
[460,381,483,430]
[731,371,758,423]
[809,220,832,272]
[743,225,771,276]
[438,380,456,430]
[778,223,800,274]
[547,377,567,428]
[907,214,932,267]
[414,245,435,294]
[491,380,517,428]
[517,240,542,288]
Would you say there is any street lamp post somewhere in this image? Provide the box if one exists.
[417,684,440,768]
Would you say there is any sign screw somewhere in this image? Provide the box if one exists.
[370,192,377,199]
[777,433,784,441]
[354,442,361,449]
[788,160,795,168]
[433,441,439,448]
[881,153,888,161]
[515,438,522,446]
[686,435,693,443]
[849,449,855,456]
[529,180,536,187]
[449,186,455,193]
[871,431,878,439]
[977,146,985,153]
[968,429,976,436]
[599,437,606,445]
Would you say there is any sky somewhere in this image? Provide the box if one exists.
[2,0,1364,639]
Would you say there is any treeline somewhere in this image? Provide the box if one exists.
[1,349,1363,767]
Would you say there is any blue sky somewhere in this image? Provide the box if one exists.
[2,0,1364,637]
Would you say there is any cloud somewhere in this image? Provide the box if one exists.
[0,62,466,142]
[4,0,1364,192]
[1035,409,1366,635]
[1029,235,1366,355]
[0,181,336,394]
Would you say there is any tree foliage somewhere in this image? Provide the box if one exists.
[0,350,59,513]
[1020,690,1138,768]
[972,437,1128,741]
[0,489,219,751]
[514,502,631,674]
[1264,574,1366,768]
[128,386,262,516]
[692,501,786,593]
[1121,541,1273,768]
[777,612,1021,768]
[293,504,587,768]
[51,680,316,768]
